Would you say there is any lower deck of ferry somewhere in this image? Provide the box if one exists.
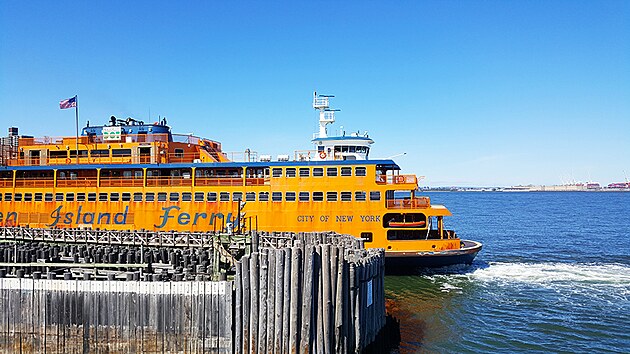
[0,161,463,255]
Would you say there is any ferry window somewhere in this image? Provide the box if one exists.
[341,167,352,176]
[313,191,324,201]
[55,193,64,202]
[24,193,32,202]
[272,168,282,178]
[14,193,22,202]
[133,193,143,202]
[112,149,132,157]
[245,192,256,202]
[285,192,296,202]
[91,149,109,157]
[50,150,68,158]
[326,168,338,177]
[194,192,204,202]
[340,191,352,201]
[286,168,296,178]
[361,232,373,242]
[66,193,75,202]
[134,170,143,179]
[169,192,180,202]
[69,150,88,158]
[326,191,337,202]
[299,192,309,202]
[369,191,381,201]
[110,193,120,202]
[259,192,269,201]
[157,192,167,202]
[145,193,155,202]
[98,193,108,202]
[272,192,282,202]
[233,192,243,201]
[122,193,131,202]
[355,167,367,176]
[45,193,53,202]
[35,193,43,202]
[76,193,86,202]
[349,146,356,153]
[174,148,185,158]
[87,193,96,202]
[220,192,230,201]
[4,193,11,202]
[207,192,217,202]
[299,168,310,177]
[355,191,367,201]
[387,230,424,241]
[313,168,324,177]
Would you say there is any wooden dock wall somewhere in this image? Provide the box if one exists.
[234,232,386,354]
[0,229,386,353]
[0,279,232,353]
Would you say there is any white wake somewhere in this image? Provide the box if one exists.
[467,262,630,302]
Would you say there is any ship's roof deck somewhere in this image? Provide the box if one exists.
[0,159,401,171]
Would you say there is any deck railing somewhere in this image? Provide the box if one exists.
[56,178,98,188]
[375,174,417,185]
[146,177,193,187]
[386,197,431,209]
[14,178,55,188]
[195,177,243,187]
[0,179,14,188]
[99,177,143,187]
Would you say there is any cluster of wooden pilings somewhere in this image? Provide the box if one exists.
[0,228,386,353]
[0,242,227,281]
[235,231,386,354]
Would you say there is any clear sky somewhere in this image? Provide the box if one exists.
[1,1,628,187]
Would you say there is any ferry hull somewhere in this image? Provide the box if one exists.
[384,240,482,270]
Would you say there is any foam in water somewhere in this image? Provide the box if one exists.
[469,262,630,302]
[471,262,630,285]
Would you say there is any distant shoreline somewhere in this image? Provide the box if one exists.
[424,188,630,193]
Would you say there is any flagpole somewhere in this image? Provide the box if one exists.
[75,95,79,164]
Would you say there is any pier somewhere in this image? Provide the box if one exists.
[0,227,385,353]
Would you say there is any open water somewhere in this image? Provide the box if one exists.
[385,192,630,353]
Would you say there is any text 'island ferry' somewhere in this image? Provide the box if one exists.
[0,93,482,270]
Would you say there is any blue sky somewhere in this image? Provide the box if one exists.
[1,1,628,186]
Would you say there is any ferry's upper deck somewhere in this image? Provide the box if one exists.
[0,116,230,167]
[0,93,420,192]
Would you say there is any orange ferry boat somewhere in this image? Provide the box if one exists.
[0,93,481,269]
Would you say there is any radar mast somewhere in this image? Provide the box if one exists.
[313,91,340,138]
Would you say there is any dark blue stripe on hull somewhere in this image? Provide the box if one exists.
[385,251,478,269]
[384,240,482,273]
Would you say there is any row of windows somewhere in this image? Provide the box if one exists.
[49,148,134,158]
[272,166,367,178]
[1,191,382,203]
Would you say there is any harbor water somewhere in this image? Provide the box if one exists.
[385,192,630,353]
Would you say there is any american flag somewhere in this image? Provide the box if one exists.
[59,96,77,109]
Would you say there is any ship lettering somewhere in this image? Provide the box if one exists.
[297,215,314,222]
[360,215,380,222]
[0,211,18,225]
[48,206,129,227]
[154,206,236,229]
[320,215,329,222]
[336,215,353,222]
